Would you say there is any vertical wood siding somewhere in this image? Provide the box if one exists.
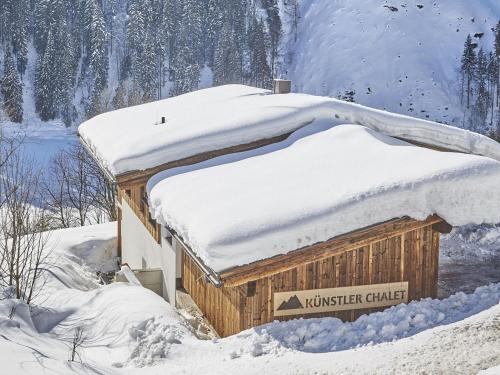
[182,222,440,337]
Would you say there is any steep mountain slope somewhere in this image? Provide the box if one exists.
[285,0,500,128]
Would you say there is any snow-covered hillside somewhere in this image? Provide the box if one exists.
[286,0,500,127]
[0,223,498,374]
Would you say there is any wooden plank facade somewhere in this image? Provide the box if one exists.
[181,216,441,337]
[102,130,447,338]
[118,186,162,244]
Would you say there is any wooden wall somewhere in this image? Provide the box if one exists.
[118,185,162,244]
[182,221,440,337]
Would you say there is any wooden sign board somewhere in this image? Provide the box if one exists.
[274,282,409,317]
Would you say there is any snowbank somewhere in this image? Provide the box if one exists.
[248,283,500,353]
[0,223,498,374]
[148,124,500,272]
[78,84,500,176]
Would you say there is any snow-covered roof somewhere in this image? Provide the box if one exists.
[78,84,500,177]
[78,85,327,176]
[147,124,500,273]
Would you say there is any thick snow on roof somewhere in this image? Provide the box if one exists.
[78,84,500,176]
[77,85,328,175]
[147,124,500,272]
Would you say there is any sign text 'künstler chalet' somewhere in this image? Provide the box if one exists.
[273,282,409,317]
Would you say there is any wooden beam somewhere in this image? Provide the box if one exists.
[219,215,443,287]
[116,131,297,187]
[432,220,453,234]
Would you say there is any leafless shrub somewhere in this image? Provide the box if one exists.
[68,326,87,362]
[8,304,16,319]
[0,136,52,305]
[44,144,116,228]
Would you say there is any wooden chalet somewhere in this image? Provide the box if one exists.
[78,83,500,338]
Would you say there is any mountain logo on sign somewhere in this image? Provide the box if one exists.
[277,295,303,311]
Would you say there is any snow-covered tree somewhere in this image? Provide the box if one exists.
[213,20,242,85]
[1,48,23,123]
[474,48,490,131]
[460,34,477,109]
[89,1,108,91]
[249,16,272,88]
[35,31,57,121]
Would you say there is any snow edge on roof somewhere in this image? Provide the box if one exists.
[78,84,500,179]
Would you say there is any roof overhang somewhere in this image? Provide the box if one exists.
[174,214,446,288]
[78,134,116,184]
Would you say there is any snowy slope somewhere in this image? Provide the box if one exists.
[286,0,500,126]
[0,223,499,374]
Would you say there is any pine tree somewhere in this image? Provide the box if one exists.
[205,0,224,67]
[11,0,29,77]
[284,0,299,43]
[473,48,490,132]
[170,0,202,96]
[141,32,158,101]
[494,21,500,108]
[1,48,23,123]
[89,0,109,92]
[261,0,282,76]
[461,34,477,109]
[213,20,242,85]
[487,51,498,127]
[56,19,78,126]
[112,83,127,110]
[249,16,271,88]
[35,30,57,121]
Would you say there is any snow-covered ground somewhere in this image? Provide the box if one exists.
[0,223,498,374]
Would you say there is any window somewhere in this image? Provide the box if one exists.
[125,189,131,198]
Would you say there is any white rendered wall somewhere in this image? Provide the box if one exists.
[121,200,179,303]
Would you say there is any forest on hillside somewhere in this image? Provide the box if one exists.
[1,0,500,141]
[459,24,500,138]
[0,0,298,126]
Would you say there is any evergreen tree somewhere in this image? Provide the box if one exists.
[474,48,490,130]
[35,31,57,121]
[249,16,271,88]
[213,20,242,85]
[112,83,127,110]
[141,32,158,100]
[261,0,282,76]
[460,34,477,109]
[205,0,224,67]
[89,0,109,92]
[11,0,29,77]
[1,48,23,123]
[56,19,78,126]
[170,0,202,96]
[494,21,500,108]
[284,0,299,43]
[487,51,498,127]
